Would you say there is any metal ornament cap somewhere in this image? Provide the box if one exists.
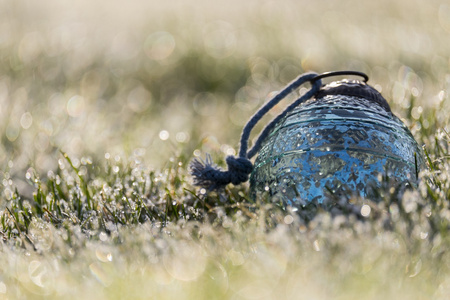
[250,79,425,209]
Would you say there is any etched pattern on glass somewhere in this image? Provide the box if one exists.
[251,94,424,207]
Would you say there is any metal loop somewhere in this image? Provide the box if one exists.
[310,71,369,84]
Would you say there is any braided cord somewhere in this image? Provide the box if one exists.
[239,72,320,158]
[190,72,323,189]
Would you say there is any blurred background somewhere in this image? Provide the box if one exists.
[0,0,449,192]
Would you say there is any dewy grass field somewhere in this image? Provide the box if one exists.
[0,0,449,299]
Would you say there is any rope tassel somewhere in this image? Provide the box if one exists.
[190,154,253,190]
[190,72,323,190]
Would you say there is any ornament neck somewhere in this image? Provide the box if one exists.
[316,80,391,112]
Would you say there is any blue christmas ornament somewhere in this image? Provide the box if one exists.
[190,71,425,209]
[250,77,425,206]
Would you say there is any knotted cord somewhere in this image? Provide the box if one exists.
[190,72,323,190]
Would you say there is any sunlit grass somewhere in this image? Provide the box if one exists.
[0,0,449,299]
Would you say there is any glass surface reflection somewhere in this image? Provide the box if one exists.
[251,80,425,208]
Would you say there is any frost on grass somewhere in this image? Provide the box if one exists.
[0,144,448,299]
[0,200,449,300]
